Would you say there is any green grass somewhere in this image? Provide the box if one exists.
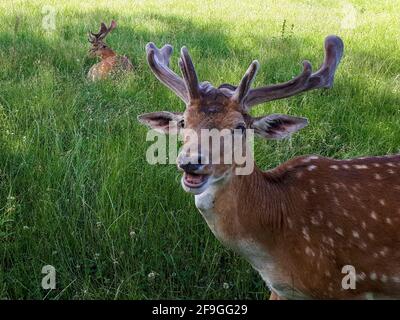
[0,0,399,299]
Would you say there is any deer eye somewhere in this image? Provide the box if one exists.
[233,124,246,134]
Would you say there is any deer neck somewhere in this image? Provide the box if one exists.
[100,48,116,60]
[194,164,310,299]
[194,164,292,247]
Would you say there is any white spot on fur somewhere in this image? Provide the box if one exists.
[332,183,339,190]
[302,227,311,242]
[311,216,320,225]
[358,272,366,280]
[296,171,303,178]
[361,221,367,229]
[305,247,315,256]
[354,165,368,169]
[368,233,375,240]
[335,228,344,236]
[380,247,389,257]
[360,242,368,250]
[334,197,340,205]
[325,270,331,277]
[308,165,317,171]
[311,188,317,194]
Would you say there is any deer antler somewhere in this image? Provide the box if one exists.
[179,47,200,101]
[237,35,344,108]
[146,43,194,104]
[89,20,117,43]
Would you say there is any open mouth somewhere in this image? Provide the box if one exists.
[183,172,209,188]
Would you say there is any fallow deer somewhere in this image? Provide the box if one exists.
[87,20,133,81]
[138,36,400,299]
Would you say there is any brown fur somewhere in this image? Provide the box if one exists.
[88,54,133,81]
[212,155,400,299]
[137,37,400,299]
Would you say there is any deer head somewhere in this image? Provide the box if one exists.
[138,36,344,195]
[88,20,117,58]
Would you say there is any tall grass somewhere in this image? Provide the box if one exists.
[0,0,399,299]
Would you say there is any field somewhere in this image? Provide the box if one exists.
[0,0,399,299]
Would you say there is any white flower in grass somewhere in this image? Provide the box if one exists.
[129,230,136,238]
[223,282,230,290]
[148,271,159,281]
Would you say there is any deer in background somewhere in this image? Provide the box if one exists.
[138,36,400,299]
[87,20,133,81]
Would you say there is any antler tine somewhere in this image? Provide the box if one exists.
[179,47,200,101]
[108,20,117,32]
[146,42,189,103]
[244,35,344,108]
[88,32,96,43]
[309,35,344,89]
[91,22,107,38]
[90,21,114,41]
[233,60,260,104]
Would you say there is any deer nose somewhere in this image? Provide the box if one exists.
[178,155,205,173]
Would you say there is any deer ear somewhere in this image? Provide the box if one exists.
[138,111,184,134]
[110,20,117,31]
[251,114,308,139]
[100,22,108,33]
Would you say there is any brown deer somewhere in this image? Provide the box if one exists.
[138,36,400,299]
[87,20,133,81]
